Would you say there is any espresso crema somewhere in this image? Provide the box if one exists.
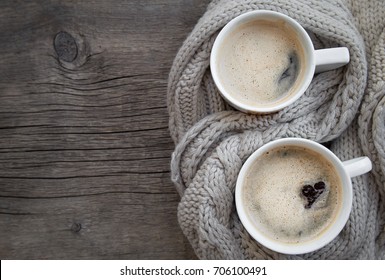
[243,146,342,244]
[217,19,306,107]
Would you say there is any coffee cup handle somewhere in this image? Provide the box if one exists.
[314,47,350,73]
[342,156,372,178]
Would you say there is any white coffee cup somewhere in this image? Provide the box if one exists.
[235,138,372,254]
[210,10,350,113]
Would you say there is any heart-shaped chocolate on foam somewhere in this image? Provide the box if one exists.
[301,181,326,209]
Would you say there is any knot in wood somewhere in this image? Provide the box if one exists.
[71,222,82,233]
[54,31,78,62]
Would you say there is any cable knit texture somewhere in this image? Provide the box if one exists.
[167,0,385,259]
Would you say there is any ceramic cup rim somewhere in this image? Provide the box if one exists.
[235,138,353,254]
[210,10,316,113]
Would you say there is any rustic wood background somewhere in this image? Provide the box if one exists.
[0,0,211,259]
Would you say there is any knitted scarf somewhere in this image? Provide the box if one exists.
[167,0,385,259]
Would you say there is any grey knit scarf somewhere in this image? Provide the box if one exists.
[167,0,385,259]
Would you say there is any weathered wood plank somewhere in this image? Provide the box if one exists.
[0,0,211,259]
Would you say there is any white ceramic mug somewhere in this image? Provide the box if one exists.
[210,10,350,113]
[235,138,372,254]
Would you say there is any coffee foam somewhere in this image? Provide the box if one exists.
[217,19,306,107]
[243,146,342,244]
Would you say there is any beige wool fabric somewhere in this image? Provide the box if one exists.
[168,0,385,259]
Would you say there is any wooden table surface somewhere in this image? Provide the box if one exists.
[0,0,211,259]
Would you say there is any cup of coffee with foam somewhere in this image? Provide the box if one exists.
[210,10,350,113]
[235,138,372,254]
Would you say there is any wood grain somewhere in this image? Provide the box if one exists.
[0,0,211,259]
